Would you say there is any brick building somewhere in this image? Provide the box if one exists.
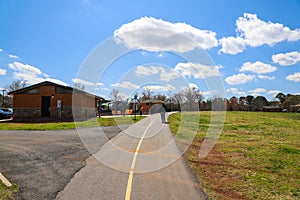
[8,81,105,121]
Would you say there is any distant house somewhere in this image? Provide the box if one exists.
[262,106,282,112]
[140,99,164,114]
[8,81,106,121]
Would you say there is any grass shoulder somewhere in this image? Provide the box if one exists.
[0,181,18,200]
[0,116,145,130]
[168,111,300,200]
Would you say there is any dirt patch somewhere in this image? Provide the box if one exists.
[186,138,248,200]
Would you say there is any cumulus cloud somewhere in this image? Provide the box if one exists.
[225,73,254,85]
[272,51,300,66]
[135,65,162,76]
[9,54,19,59]
[0,68,6,75]
[219,13,300,54]
[143,84,175,92]
[174,62,221,79]
[286,72,300,82]
[8,61,67,85]
[239,61,277,74]
[111,81,139,89]
[226,88,246,95]
[114,17,218,53]
[257,75,275,80]
[0,48,3,52]
[219,37,246,54]
[267,90,281,95]
[249,88,267,96]
[135,65,180,82]
[72,78,96,87]
[249,88,267,93]
[9,62,42,75]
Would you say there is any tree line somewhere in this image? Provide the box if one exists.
[110,88,300,112]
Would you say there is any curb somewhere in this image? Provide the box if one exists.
[0,173,12,187]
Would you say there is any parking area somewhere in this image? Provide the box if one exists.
[0,126,126,200]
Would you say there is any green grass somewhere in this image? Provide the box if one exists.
[169,111,300,200]
[0,181,18,200]
[0,116,145,130]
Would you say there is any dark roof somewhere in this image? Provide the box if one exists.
[7,81,105,100]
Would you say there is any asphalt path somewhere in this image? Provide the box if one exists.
[56,114,208,200]
[0,126,127,200]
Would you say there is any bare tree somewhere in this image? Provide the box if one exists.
[141,88,153,101]
[6,79,27,92]
[109,88,122,102]
[172,93,183,111]
[73,82,85,91]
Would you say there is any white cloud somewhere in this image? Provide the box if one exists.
[0,49,3,52]
[237,13,300,47]
[174,62,221,79]
[114,16,218,53]
[188,83,198,89]
[272,51,300,66]
[135,65,163,76]
[8,61,67,85]
[111,81,139,89]
[226,88,246,95]
[143,84,175,92]
[0,68,6,75]
[286,72,300,82]
[220,13,300,54]
[135,65,180,82]
[72,78,95,86]
[9,62,42,75]
[249,88,267,93]
[239,61,277,74]
[9,54,19,59]
[219,37,246,54]
[257,75,275,80]
[267,90,281,95]
[249,88,267,96]
[159,68,180,81]
[225,73,254,85]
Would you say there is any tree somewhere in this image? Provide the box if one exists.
[284,94,300,111]
[275,92,286,106]
[245,95,255,111]
[109,88,126,115]
[193,87,203,111]
[141,88,153,101]
[73,82,85,91]
[6,79,27,92]
[239,96,247,111]
[154,94,167,101]
[253,96,268,111]
[172,93,183,111]
[229,96,240,111]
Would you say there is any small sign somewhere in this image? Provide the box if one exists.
[57,100,61,108]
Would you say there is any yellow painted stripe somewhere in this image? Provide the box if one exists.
[0,173,12,187]
[125,116,159,200]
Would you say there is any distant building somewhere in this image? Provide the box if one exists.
[262,106,282,112]
[8,81,106,121]
[140,99,164,114]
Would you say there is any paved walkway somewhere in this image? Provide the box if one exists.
[56,113,207,200]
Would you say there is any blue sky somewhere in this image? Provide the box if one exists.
[0,0,299,100]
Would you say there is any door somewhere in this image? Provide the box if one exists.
[41,96,51,117]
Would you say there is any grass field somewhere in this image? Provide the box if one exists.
[0,116,145,130]
[168,111,300,200]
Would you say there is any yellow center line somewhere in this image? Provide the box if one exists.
[125,116,159,200]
